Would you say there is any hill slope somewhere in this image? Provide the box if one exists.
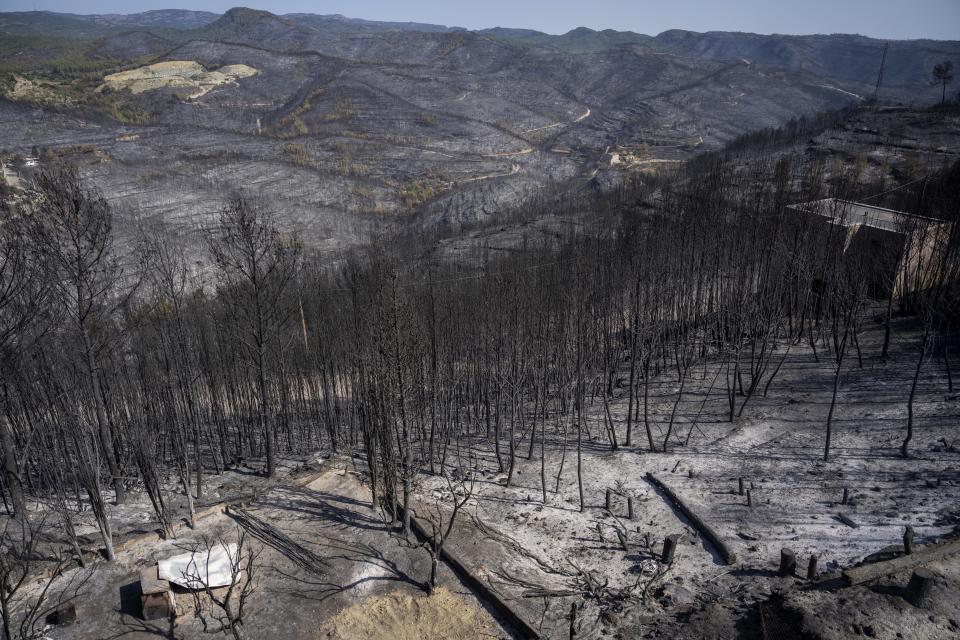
[1,7,958,251]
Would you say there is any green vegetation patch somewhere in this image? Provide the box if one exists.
[0,33,119,76]
[0,33,155,124]
[397,171,450,210]
[282,143,321,169]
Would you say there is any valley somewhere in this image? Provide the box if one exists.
[1,6,959,640]
[4,7,956,252]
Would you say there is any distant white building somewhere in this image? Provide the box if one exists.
[0,159,21,189]
[787,198,954,299]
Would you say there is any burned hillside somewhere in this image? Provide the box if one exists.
[2,6,960,640]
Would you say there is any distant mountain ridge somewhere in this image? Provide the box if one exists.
[0,9,220,36]
[2,7,957,94]
[284,12,462,33]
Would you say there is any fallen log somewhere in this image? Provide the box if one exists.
[837,513,859,529]
[405,506,542,640]
[229,507,327,576]
[843,537,960,585]
[644,472,737,565]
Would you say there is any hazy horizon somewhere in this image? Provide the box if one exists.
[2,0,959,41]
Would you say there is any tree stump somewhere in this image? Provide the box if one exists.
[662,534,680,565]
[778,548,796,577]
[903,526,915,555]
[738,477,745,496]
[842,487,849,506]
[605,489,612,512]
[904,568,935,608]
[747,489,752,507]
[807,555,818,581]
[596,523,605,543]
[569,601,578,639]
[627,497,634,520]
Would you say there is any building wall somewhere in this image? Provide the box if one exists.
[893,221,954,299]
[785,202,954,301]
[845,224,904,298]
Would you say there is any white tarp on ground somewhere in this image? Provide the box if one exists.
[158,543,239,590]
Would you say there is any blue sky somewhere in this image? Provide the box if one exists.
[1,0,958,40]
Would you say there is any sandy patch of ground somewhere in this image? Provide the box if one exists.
[99,61,258,99]
[6,75,72,105]
[318,586,500,640]
[33,459,512,640]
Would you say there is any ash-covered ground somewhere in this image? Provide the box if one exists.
[14,308,958,640]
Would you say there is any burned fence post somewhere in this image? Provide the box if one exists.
[662,534,680,565]
[842,487,849,506]
[779,548,796,577]
[605,488,612,512]
[616,529,629,551]
[903,526,915,555]
[627,496,634,520]
[807,555,818,581]
[569,601,578,639]
[738,477,745,496]
[747,489,752,507]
